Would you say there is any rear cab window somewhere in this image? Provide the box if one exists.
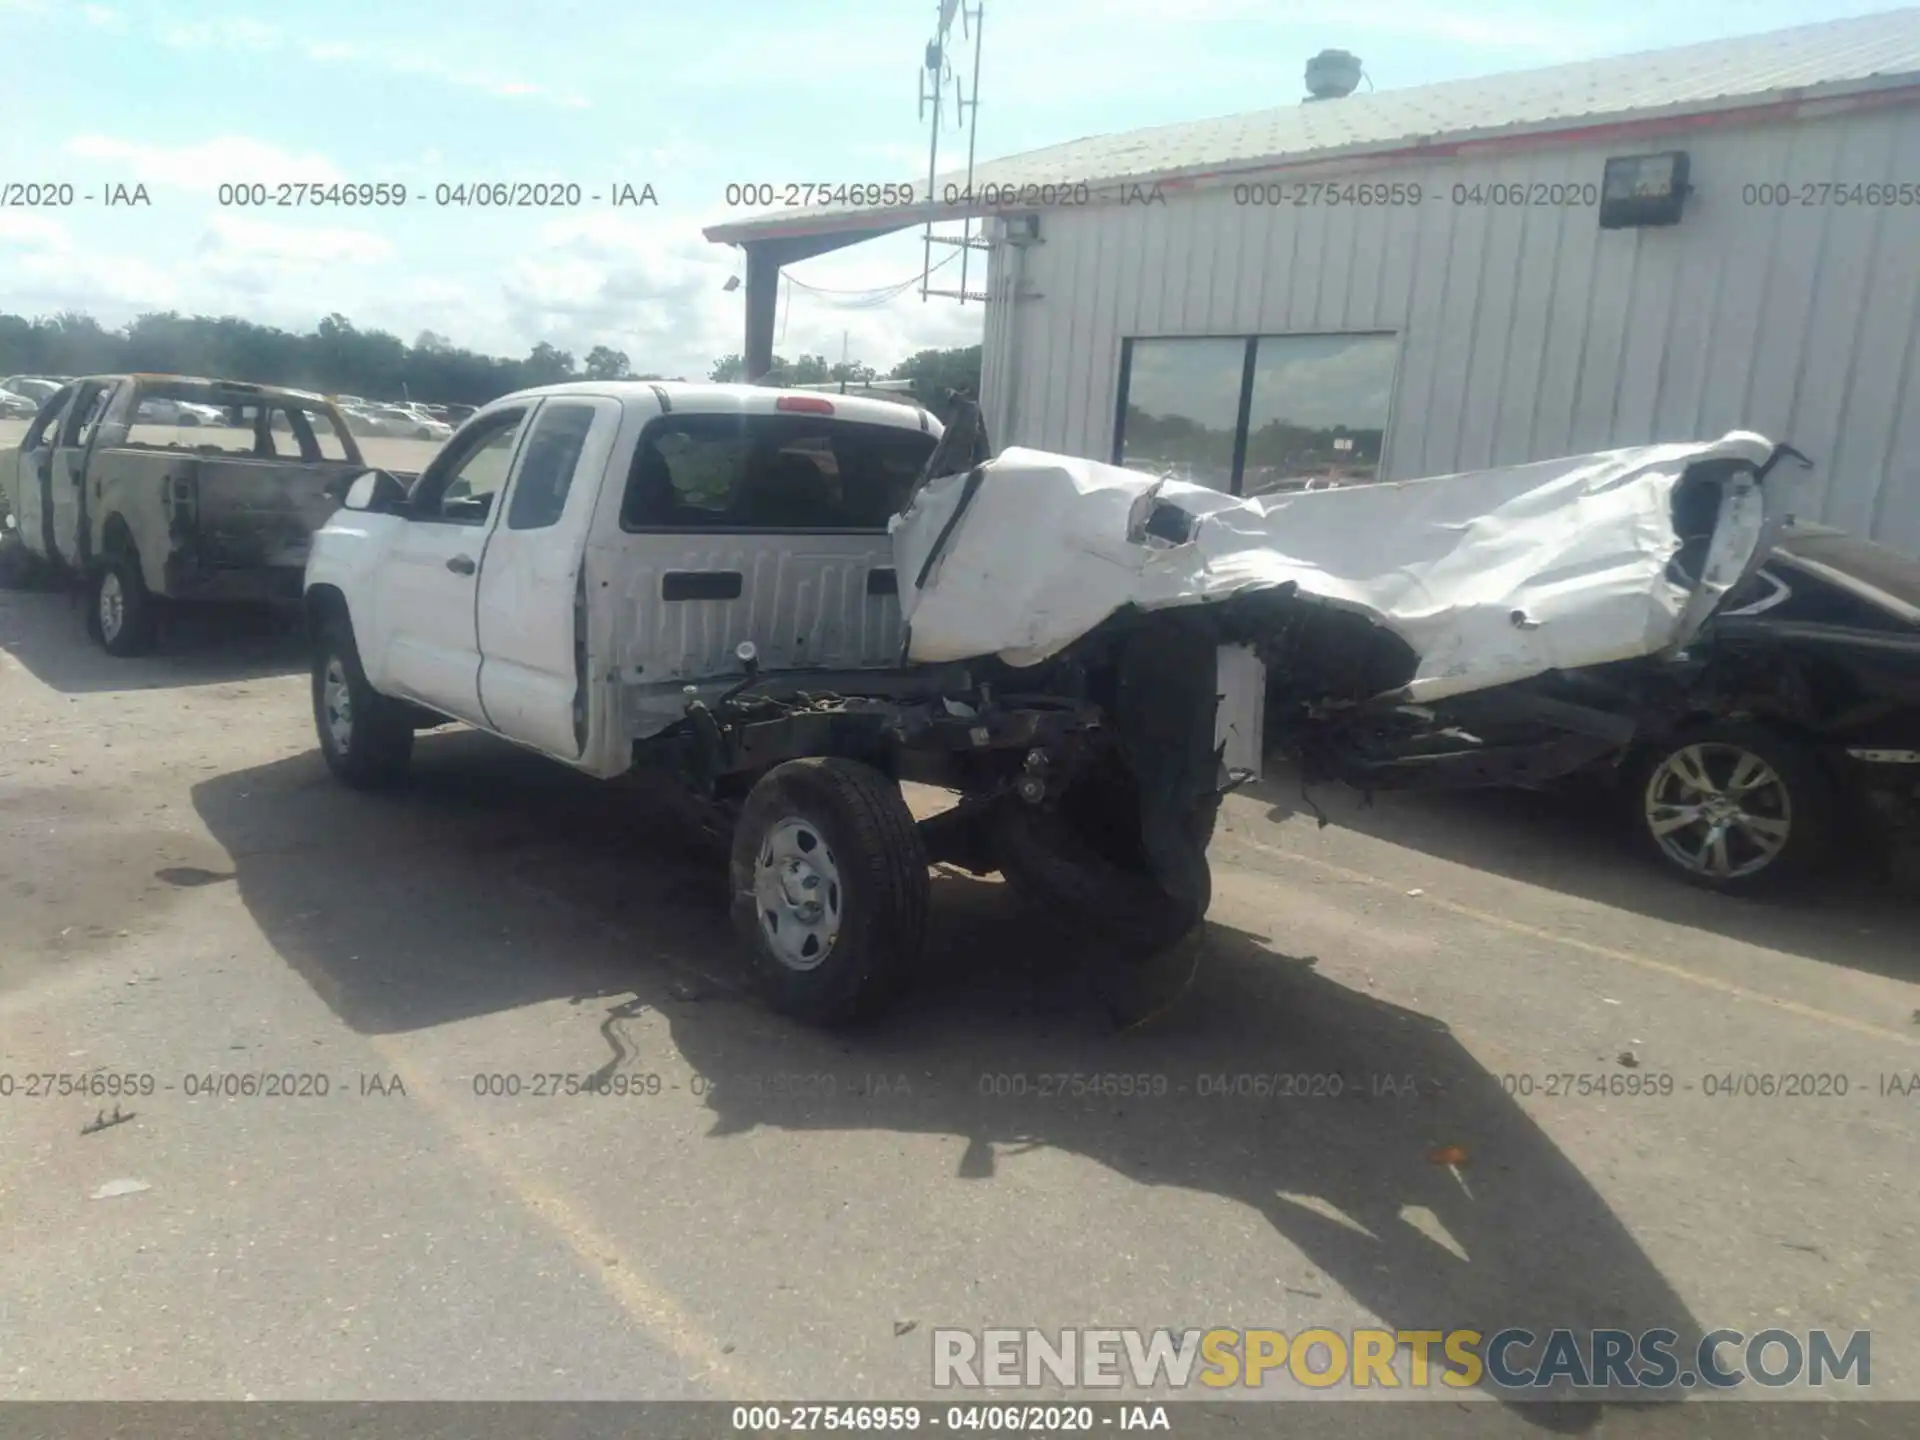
[620,413,936,531]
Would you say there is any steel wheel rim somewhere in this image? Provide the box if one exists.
[98,570,124,641]
[1644,742,1793,881]
[322,656,354,752]
[752,817,843,970]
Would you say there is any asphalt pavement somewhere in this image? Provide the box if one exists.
[1,585,1916,1430]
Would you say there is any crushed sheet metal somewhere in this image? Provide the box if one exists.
[892,432,1782,702]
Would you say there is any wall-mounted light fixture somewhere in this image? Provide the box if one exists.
[1600,150,1691,229]
[995,213,1041,246]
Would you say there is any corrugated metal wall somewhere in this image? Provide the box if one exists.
[980,106,1920,555]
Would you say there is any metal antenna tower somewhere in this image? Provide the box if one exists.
[918,0,987,303]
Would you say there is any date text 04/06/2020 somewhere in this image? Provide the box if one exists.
[210,181,658,208]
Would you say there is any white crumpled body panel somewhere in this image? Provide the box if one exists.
[892,433,1783,703]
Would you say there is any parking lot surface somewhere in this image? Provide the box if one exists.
[1,586,1916,1424]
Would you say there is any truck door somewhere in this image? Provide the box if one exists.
[611,405,933,736]
[474,398,619,758]
[12,384,76,563]
[366,404,531,725]
[48,381,113,567]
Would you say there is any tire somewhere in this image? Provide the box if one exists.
[89,550,158,656]
[992,782,1218,957]
[1629,722,1834,895]
[0,530,44,591]
[312,619,413,789]
[729,758,929,1025]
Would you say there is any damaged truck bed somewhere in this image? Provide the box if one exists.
[894,426,1808,797]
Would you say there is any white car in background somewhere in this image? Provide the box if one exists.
[344,405,452,441]
[0,387,40,419]
[133,396,228,426]
[1,375,63,409]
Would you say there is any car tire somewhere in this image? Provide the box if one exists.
[730,758,929,1025]
[1629,722,1835,895]
[0,529,45,591]
[88,550,158,656]
[312,619,413,789]
[991,779,1217,957]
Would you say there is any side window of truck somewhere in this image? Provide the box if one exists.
[23,387,75,451]
[408,408,528,525]
[65,386,112,447]
[506,403,597,530]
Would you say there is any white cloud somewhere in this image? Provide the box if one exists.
[80,3,122,27]
[1030,0,1639,58]
[849,141,924,170]
[294,37,590,109]
[5,244,185,313]
[498,214,737,374]
[156,16,278,49]
[486,213,980,379]
[196,214,393,266]
[0,211,70,248]
[61,134,345,191]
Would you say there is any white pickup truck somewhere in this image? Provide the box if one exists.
[306,381,1264,1023]
[307,380,1799,1022]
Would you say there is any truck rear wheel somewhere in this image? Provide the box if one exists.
[89,551,158,656]
[312,620,413,789]
[730,758,929,1025]
[991,780,1216,958]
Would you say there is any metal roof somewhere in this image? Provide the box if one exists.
[705,7,1920,245]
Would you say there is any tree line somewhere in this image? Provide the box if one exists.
[0,310,981,417]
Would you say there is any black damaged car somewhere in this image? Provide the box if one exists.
[1290,523,1920,895]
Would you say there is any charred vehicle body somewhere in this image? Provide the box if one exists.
[303,381,1798,1024]
[0,375,365,654]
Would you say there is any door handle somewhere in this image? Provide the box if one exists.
[446,554,476,575]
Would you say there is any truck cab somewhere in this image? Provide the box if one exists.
[305,381,941,775]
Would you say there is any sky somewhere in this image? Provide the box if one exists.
[0,0,1900,380]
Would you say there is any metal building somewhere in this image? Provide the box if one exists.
[706,9,1920,555]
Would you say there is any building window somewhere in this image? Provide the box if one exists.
[1113,337,1247,492]
[1115,332,1399,496]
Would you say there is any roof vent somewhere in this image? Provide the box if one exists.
[1304,48,1362,101]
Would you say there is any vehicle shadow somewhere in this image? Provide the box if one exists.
[0,588,307,694]
[193,734,1707,1425]
[1247,760,1920,985]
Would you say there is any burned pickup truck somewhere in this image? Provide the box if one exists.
[0,375,366,654]
[302,379,1797,1025]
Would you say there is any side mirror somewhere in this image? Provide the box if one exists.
[340,469,410,515]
